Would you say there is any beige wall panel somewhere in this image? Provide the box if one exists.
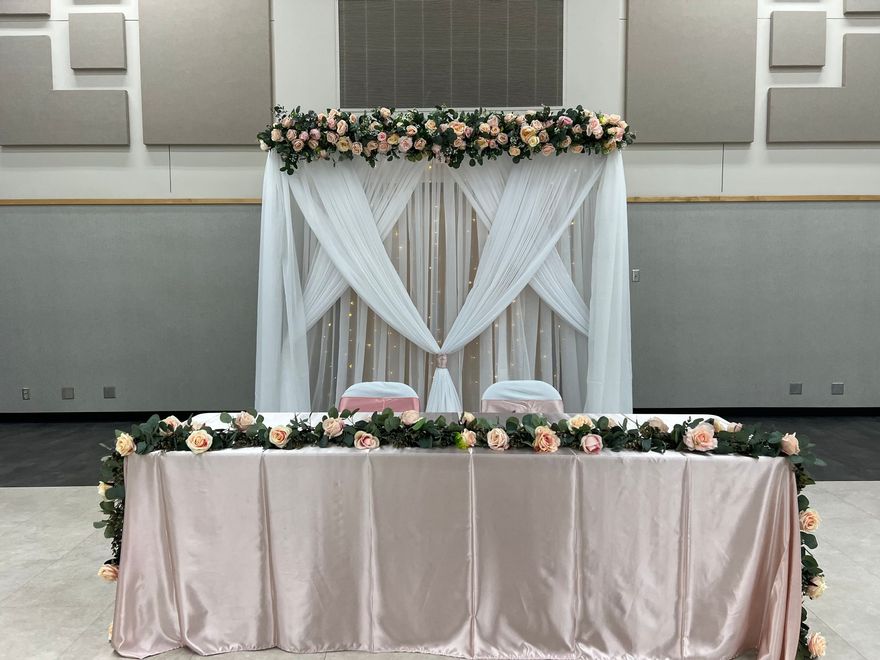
[138,0,271,145]
[0,0,48,15]
[844,0,880,13]
[0,35,129,145]
[767,34,880,142]
[625,0,758,143]
[770,11,826,67]
[69,12,126,69]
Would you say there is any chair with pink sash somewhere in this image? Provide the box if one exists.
[339,381,421,413]
[480,380,565,414]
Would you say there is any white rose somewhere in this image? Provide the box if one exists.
[160,415,181,437]
[115,432,135,457]
[97,481,111,498]
[487,428,509,451]
[646,416,669,433]
[461,412,475,425]
[807,575,826,599]
[185,429,212,454]
[400,410,422,426]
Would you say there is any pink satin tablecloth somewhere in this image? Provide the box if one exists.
[112,448,801,659]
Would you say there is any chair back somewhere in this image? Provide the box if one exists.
[339,381,420,413]
[480,380,564,414]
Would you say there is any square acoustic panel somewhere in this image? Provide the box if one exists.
[69,12,126,70]
[0,0,49,14]
[138,0,272,145]
[770,11,826,67]
[626,0,758,143]
[845,0,880,12]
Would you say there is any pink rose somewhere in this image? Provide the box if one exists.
[684,422,717,452]
[487,114,499,127]
[609,114,621,123]
[309,128,321,140]
[328,108,338,119]
[308,139,319,150]
[558,115,573,126]
[268,425,291,448]
[414,137,426,151]
[406,124,417,136]
[431,144,442,154]
[581,433,603,454]
[281,116,292,129]
[378,141,391,154]
[326,131,338,144]
[531,119,543,130]
[560,136,571,148]
[336,119,348,135]
[459,429,477,448]
[487,428,509,451]
[400,410,421,426]
[377,131,387,142]
[497,132,509,145]
[185,429,212,454]
[270,128,283,142]
[503,112,515,123]
[464,126,474,138]
[490,125,500,136]
[533,426,560,453]
[540,143,554,155]
[327,118,337,130]
[292,139,305,152]
[807,632,826,657]
[515,114,525,124]
[298,130,308,141]
[399,136,413,152]
[538,130,549,143]
[780,433,799,455]
[351,141,364,156]
[323,417,344,438]
[453,137,466,150]
[800,508,821,532]
[98,563,119,582]
[160,415,181,437]
[286,129,296,141]
[234,411,255,431]
[488,139,496,148]
[354,430,379,450]
[572,124,583,134]
[646,416,669,433]
[571,144,584,153]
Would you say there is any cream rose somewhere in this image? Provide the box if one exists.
[352,141,364,156]
[108,622,113,641]
[406,124,418,136]
[234,411,255,431]
[497,132,509,145]
[458,428,477,448]
[259,140,270,152]
[581,433,603,454]
[337,136,352,152]
[323,416,345,438]
[414,137,427,151]
[728,422,743,432]
[781,432,800,455]
[487,428,509,451]
[508,145,521,157]
[115,432,135,457]
[568,414,594,431]
[807,574,826,599]
[400,410,422,426]
[159,415,181,437]
[684,422,717,452]
[519,125,536,142]
[98,563,119,582]
[387,133,400,145]
[461,412,475,425]
[425,119,437,133]
[354,430,379,450]
[527,134,540,148]
[286,128,296,141]
[270,128,283,142]
[186,429,212,454]
[281,116,292,129]
[646,416,669,433]
[268,425,292,448]
[807,632,826,657]
[191,420,205,431]
[533,426,560,453]
[800,508,821,533]
[336,119,348,135]
[97,481,111,498]
[379,107,392,118]
[541,143,555,156]
[606,417,620,429]
[571,144,584,153]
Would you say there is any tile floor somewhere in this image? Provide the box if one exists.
[0,483,877,659]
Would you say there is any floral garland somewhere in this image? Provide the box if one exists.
[257,106,635,172]
[96,409,826,658]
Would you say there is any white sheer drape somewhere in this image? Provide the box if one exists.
[256,153,632,413]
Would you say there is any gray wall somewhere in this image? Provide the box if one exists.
[1,202,878,413]
[0,205,259,413]
[629,201,880,408]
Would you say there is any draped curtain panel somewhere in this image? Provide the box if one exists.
[255,153,632,413]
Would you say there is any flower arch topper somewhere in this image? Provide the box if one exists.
[257,105,635,173]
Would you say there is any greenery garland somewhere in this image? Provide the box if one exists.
[96,409,826,658]
[257,105,635,172]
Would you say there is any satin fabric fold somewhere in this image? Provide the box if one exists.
[113,449,800,660]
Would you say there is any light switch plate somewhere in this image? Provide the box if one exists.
[789,383,803,395]
[103,386,116,399]
[831,382,844,395]
[61,387,75,400]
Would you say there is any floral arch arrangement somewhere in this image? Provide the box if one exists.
[257,105,635,172]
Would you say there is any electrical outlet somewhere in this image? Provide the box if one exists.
[831,382,844,395]
[61,387,75,400]
[21,388,30,400]
[631,268,640,283]
[103,386,116,399]
[789,383,802,395]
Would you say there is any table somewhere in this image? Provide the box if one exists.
[111,417,801,660]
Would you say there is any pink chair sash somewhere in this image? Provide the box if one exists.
[338,396,421,413]
[481,399,565,414]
